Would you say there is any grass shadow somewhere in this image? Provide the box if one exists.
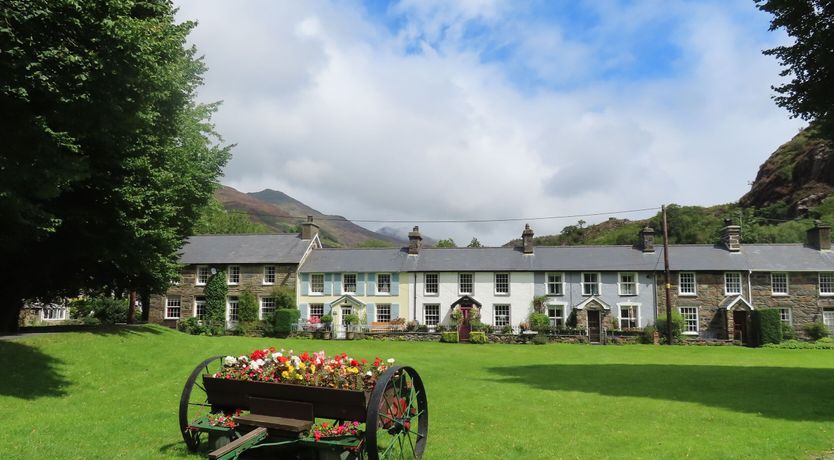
[487,363,834,422]
[16,323,167,337]
[0,340,69,399]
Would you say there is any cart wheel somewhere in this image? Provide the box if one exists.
[365,366,428,459]
[179,355,225,452]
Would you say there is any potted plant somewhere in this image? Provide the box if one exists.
[320,314,333,340]
[343,314,359,340]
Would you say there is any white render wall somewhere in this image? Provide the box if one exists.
[410,272,536,327]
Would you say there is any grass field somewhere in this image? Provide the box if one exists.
[2,325,834,459]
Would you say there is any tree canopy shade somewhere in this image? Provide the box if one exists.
[757,0,834,140]
[0,0,231,332]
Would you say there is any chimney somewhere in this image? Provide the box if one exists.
[522,224,535,255]
[639,227,655,253]
[408,226,423,255]
[301,215,319,240]
[807,220,832,250]
[721,218,741,252]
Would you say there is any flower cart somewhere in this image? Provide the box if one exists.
[179,349,428,459]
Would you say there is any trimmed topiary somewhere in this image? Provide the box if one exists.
[469,331,487,344]
[204,270,228,333]
[440,331,459,343]
[752,309,783,346]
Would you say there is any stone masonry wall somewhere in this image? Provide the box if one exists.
[657,271,751,339]
[750,272,834,337]
[149,263,298,327]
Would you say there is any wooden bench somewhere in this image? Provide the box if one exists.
[370,321,405,332]
[208,427,267,460]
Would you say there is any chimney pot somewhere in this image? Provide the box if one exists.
[408,226,423,255]
[522,224,535,254]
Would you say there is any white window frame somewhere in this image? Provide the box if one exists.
[376,304,391,323]
[309,304,324,319]
[820,272,834,296]
[617,303,640,329]
[424,304,440,326]
[779,307,792,325]
[194,296,206,321]
[377,273,392,294]
[41,306,67,321]
[227,265,240,285]
[459,273,474,295]
[547,303,565,328]
[165,296,182,319]
[581,272,601,296]
[342,273,357,294]
[678,272,697,296]
[494,273,510,295]
[227,296,239,322]
[618,272,639,296]
[196,265,210,286]
[424,273,439,295]
[493,304,510,327]
[771,272,789,296]
[679,306,699,335]
[260,297,276,319]
[310,273,324,295]
[546,272,564,296]
[823,308,834,331]
[724,272,742,296]
[263,265,276,285]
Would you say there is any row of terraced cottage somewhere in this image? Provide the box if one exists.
[149,217,834,343]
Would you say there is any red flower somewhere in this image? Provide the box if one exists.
[350,359,359,367]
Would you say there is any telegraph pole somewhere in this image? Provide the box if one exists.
[662,205,673,345]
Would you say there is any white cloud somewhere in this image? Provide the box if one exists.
[177,0,804,245]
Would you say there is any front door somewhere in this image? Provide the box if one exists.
[733,310,749,344]
[588,310,601,343]
[458,306,472,341]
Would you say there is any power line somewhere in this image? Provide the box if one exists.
[223,206,662,224]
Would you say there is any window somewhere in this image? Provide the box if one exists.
[459,273,473,294]
[310,274,324,294]
[581,273,600,296]
[377,273,391,294]
[227,266,240,285]
[618,272,638,296]
[310,304,324,319]
[679,307,699,334]
[260,297,276,319]
[619,304,638,329]
[341,306,352,326]
[424,273,439,295]
[228,296,239,322]
[41,306,67,321]
[495,273,510,294]
[779,307,792,324]
[343,274,357,294]
[547,305,564,327]
[165,296,181,319]
[821,272,834,295]
[377,304,391,322]
[771,272,789,296]
[263,266,276,285]
[678,272,696,296]
[194,296,206,320]
[546,273,564,296]
[824,308,834,332]
[196,266,210,286]
[725,272,742,295]
[494,304,510,327]
[424,304,439,326]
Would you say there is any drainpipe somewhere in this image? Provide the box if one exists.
[747,269,753,306]
[413,272,417,323]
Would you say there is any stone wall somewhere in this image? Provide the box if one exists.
[149,263,298,327]
[750,272,834,338]
[657,271,750,339]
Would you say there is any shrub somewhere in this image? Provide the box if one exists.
[179,317,211,335]
[264,309,300,337]
[500,324,513,334]
[343,313,359,326]
[321,314,333,324]
[782,322,797,340]
[532,334,548,345]
[237,289,259,322]
[804,322,831,341]
[752,309,783,346]
[271,287,296,309]
[416,324,429,333]
[482,324,495,334]
[469,331,487,344]
[204,271,228,327]
[764,338,834,350]
[641,325,658,344]
[405,320,418,332]
[531,295,548,314]
[469,319,485,331]
[70,296,129,324]
[528,312,550,332]
[566,310,578,328]
[434,324,447,332]
[440,331,459,343]
[655,312,685,343]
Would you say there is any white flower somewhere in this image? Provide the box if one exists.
[387,358,395,364]
[256,359,265,367]
[272,352,282,360]
[250,361,260,370]
[223,356,237,366]
[366,371,373,376]
[238,355,249,362]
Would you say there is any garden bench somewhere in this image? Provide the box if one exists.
[370,322,404,332]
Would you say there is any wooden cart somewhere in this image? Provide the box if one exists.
[179,356,428,459]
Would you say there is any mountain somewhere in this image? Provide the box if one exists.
[214,186,406,247]
[505,128,834,247]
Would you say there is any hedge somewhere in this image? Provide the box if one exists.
[469,331,487,344]
[752,308,782,346]
[440,331,459,343]
[267,309,300,337]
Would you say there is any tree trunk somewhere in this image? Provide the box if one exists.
[140,289,150,322]
[127,290,137,324]
[0,294,23,335]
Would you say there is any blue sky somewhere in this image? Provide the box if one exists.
[176,0,803,245]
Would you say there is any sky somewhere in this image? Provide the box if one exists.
[175,0,805,246]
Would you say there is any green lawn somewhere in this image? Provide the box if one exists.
[2,325,834,459]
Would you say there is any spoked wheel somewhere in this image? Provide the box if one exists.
[179,355,224,452]
[365,366,428,459]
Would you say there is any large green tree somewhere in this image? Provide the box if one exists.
[757,0,834,139]
[0,0,230,332]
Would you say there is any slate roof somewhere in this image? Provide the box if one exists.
[298,244,833,272]
[179,234,313,264]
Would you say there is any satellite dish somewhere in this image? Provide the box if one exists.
[210,267,217,275]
